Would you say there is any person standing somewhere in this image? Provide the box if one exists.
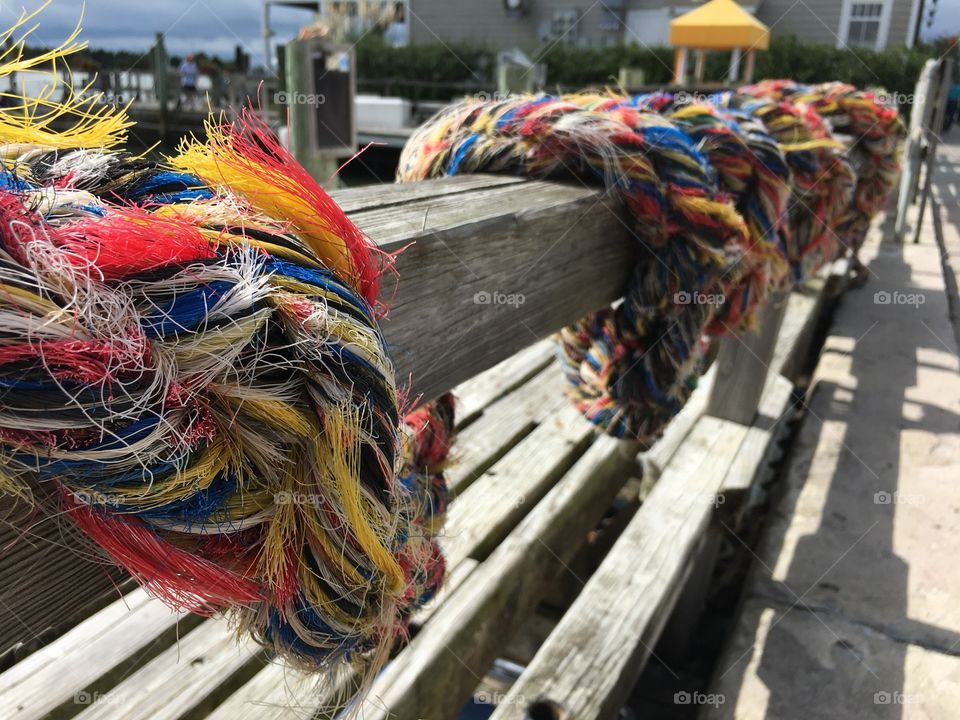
[177,53,198,110]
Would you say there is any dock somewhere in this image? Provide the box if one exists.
[705,135,960,719]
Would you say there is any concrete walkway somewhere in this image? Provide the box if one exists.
[705,138,960,719]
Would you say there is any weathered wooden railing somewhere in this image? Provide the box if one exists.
[0,173,851,720]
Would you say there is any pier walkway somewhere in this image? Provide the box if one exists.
[706,138,960,718]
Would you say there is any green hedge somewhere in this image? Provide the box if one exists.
[355,34,938,102]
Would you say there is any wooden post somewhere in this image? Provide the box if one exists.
[895,60,938,240]
[262,1,272,75]
[729,47,742,82]
[913,58,953,244]
[743,48,756,83]
[152,33,168,139]
[673,47,688,85]
[694,49,706,83]
[284,40,347,186]
[706,291,789,426]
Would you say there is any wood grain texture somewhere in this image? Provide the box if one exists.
[721,372,795,499]
[0,514,130,661]
[707,292,790,425]
[74,619,260,720]
[490,416,749,720]
[0,588,182,720]
[330,174,525,213]
[358,436,640,720]
[453,339,555,426]
[442,403,594,568]
[640,364,717,483]
[447,365,568,497]
[345,178,632,402]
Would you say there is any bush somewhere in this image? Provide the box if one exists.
[755,35,935,100]
[354,35,495,101]
[354,33,938,103]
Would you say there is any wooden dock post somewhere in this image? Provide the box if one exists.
[706,291,790,426]
[152,33,168,139]
[657,290,790,661]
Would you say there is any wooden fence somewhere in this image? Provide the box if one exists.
[0,173,853,720]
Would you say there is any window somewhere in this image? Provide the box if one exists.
[846,2,883,47]
[551,10,582,41]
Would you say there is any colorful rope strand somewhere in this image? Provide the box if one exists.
[0,17,454,690]
[740,80,905,255]
[399,84,901,440]
[575,91,793,333]
[399,95,751,440]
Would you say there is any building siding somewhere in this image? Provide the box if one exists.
[886,0,915,46]
[756,0,844,46]
[408,0,628,48]
[407,0,915,50]
[756,0,915,48]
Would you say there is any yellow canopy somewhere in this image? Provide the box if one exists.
[669,0,769,50]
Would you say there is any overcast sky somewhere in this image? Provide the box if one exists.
[1,0,957,65]
[0,0,306,66]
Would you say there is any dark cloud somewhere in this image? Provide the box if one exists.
[0,1,313,66]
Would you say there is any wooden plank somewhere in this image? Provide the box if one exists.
[442,404,594,569]
[720,372,795,500]
[203,661,320,720]
[453,339,555,427]
[347,179,630,402]
[640,365,716,484]
[707,291,789,425]
[73,619,260,720]
[410,558,479,629]
[0,517,129,660]
[490,416,749,720]
[0,589,182,720]
[659,371,794,662]
[330,174,525,213]
[204,370,574,719]
[357,436,640,720]
[770,281,824,381]
[773,258,850,380]
[203,659,345,720]
[447,366,568,497]
[205,560,481,720]
[208,403,597,720]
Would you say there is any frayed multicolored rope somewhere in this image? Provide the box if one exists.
[576,91,793,333]
[739,80,905,255]
[400,95,751,440]
[399,84,901,441]
[0,15,454,695]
